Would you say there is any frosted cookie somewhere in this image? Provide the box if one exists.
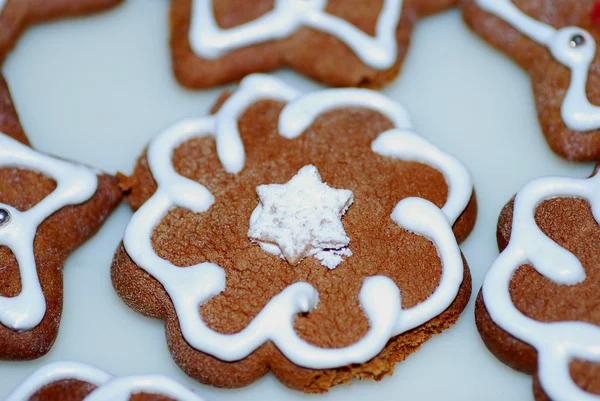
[476,168,600,401]
[0,76,122,360]
[463,0,600,161]
[170,0,459,89]
[0,0,122,63]
[5,361,206,401]
[112,74,477,393]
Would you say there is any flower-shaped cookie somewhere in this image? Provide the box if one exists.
[170,0,459,88]
[463,0,600,161]
[476,168,600,401]
[0,0,123,63]
[112,74,477,393]
[0,75,122,359]
[6,361,206,400]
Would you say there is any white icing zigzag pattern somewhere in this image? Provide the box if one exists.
[477,0,600,132]
[482,173,600,401]
[122,74,473,369]
[0,134,98,331]
[189,0,402,70]
[5,361,206,401]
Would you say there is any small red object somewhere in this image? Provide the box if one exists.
[592,2,600,25]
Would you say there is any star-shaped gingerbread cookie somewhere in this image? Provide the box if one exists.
[171,0,460,88]
[463,0,600,161]
[0,75,122,360]
[0,0,123,64]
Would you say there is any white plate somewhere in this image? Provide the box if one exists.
[0,1,594,400]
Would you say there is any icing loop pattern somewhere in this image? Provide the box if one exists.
[123,74,472,369]
[0,134,98,331]
[5,361,205,401]
[477,0,600,132]
[482,173,600,401]
[189,0,402,70]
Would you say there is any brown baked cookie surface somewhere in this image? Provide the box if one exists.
[5,361,203,401]
[24,0,122,23]
[170,0,458,89]
[475,169,600,401]
[462,0,600,161]
[29,379,97,401]
[0,0,122,63]
[112,76,477,393]
[0,75,122,360]
[30,381,178,401]
[30,383,175,401]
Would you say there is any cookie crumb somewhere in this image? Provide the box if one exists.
[315,248,353,270]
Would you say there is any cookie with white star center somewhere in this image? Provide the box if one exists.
[462,0,600,161]
[170,0,459,88]
[0,76,122,360]
[0,0,122,64]
[5,361,207,401]
[112,74,477,393]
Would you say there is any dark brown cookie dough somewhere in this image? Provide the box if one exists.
[29,380,96,401]
[113,93,477,392]
[0,75,123,360]
[462,0,600,161]
[24,0,122,23]
[0,1,28,64]
[0,0,122,63]
[28,379,177,401]
[475,193,600,401]
[170,0,459,89]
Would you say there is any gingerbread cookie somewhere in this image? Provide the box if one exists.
[5,361,206,401]
[463,0,600,161]
[170,0,459,89]
[112,74,477,393]
[475,168,600,401]
[0,0,122,63]
[0,76,122,360]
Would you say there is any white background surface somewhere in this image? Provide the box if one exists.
[0,1,594,400]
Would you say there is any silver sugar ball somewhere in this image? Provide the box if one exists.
[0,208,10,227]
[570,34,586,48]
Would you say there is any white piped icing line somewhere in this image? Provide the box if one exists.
[0,134,98,331]
[122,74,473,369]
[5,361,206,401]
[482,172,600,401]
[477,0,600,132]
[189,0,402,70]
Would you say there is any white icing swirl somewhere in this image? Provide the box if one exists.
[189,0,402,70]
[477,0,600,131]
[482,172,600,401]
[5,361,205,401]
[122,74,472,369]
[0,134,98,331]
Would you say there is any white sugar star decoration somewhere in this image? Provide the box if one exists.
[248,165,354,268]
